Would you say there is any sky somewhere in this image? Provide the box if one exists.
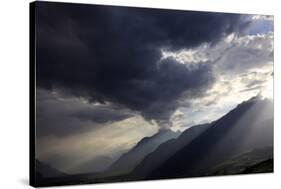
[34,2,273,174]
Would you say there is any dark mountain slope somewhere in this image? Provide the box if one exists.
[35,159,67,186]
[34,97,273,186]
[35,159,66,178]
[210,146,273,175]
[242,158,273,174]
[148,97,273,179]
[74,155,114,174]
[105,129,180,176]
[130,123,211,178]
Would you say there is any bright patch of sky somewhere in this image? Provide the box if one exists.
[167,30,273,131]
[246,15,273,35]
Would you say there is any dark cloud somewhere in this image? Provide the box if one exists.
[36,89,133,137]
[72,105,133,123]
[35,2,249,126]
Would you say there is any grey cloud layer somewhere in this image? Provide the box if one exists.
[35,2,250,125]
[36,89,134,137]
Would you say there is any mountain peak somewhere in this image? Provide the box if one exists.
[156,127,176,135]
[147,95,273,179]
[105,126,180,176]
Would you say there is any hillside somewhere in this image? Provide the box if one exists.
[147,97,273,179]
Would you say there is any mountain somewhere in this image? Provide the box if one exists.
[130,123,211,179]
[242,158,273,174]
[73,155,114,174]
[104,129,180,176]
[35,159,67,186]
[35,160,66,178]
[34,97,273,186]
[210,146,273,175]
[147,97,273,179]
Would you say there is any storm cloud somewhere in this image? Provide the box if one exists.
[35,2,250,125]
[36,89,134,137]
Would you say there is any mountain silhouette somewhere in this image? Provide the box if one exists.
[147,97,273,179]
[35,159,67,186]
[242,158,273,174]
[104,129,180,176]
[34,97,273,186]
[130,123,210,178]
[35,159,66,178]
[210,146,273,175]
[74,155,114,174]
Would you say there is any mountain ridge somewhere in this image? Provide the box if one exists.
[147,97,273,179]
[104,128,180,176]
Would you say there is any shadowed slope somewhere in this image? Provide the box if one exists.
[130,123,211,178]
[210,146,273,175]
[148,97,273,179]
[242,158,273,174]
[105,129,180,176]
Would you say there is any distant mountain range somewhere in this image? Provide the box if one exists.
[147,96,273,179]
[74,155,114,174]
[104,128,181,176]
[209,146,273,175]
[35,96,273,186]
[36,160,66,178]
[35,159,67,186]
[130,123,211,179]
